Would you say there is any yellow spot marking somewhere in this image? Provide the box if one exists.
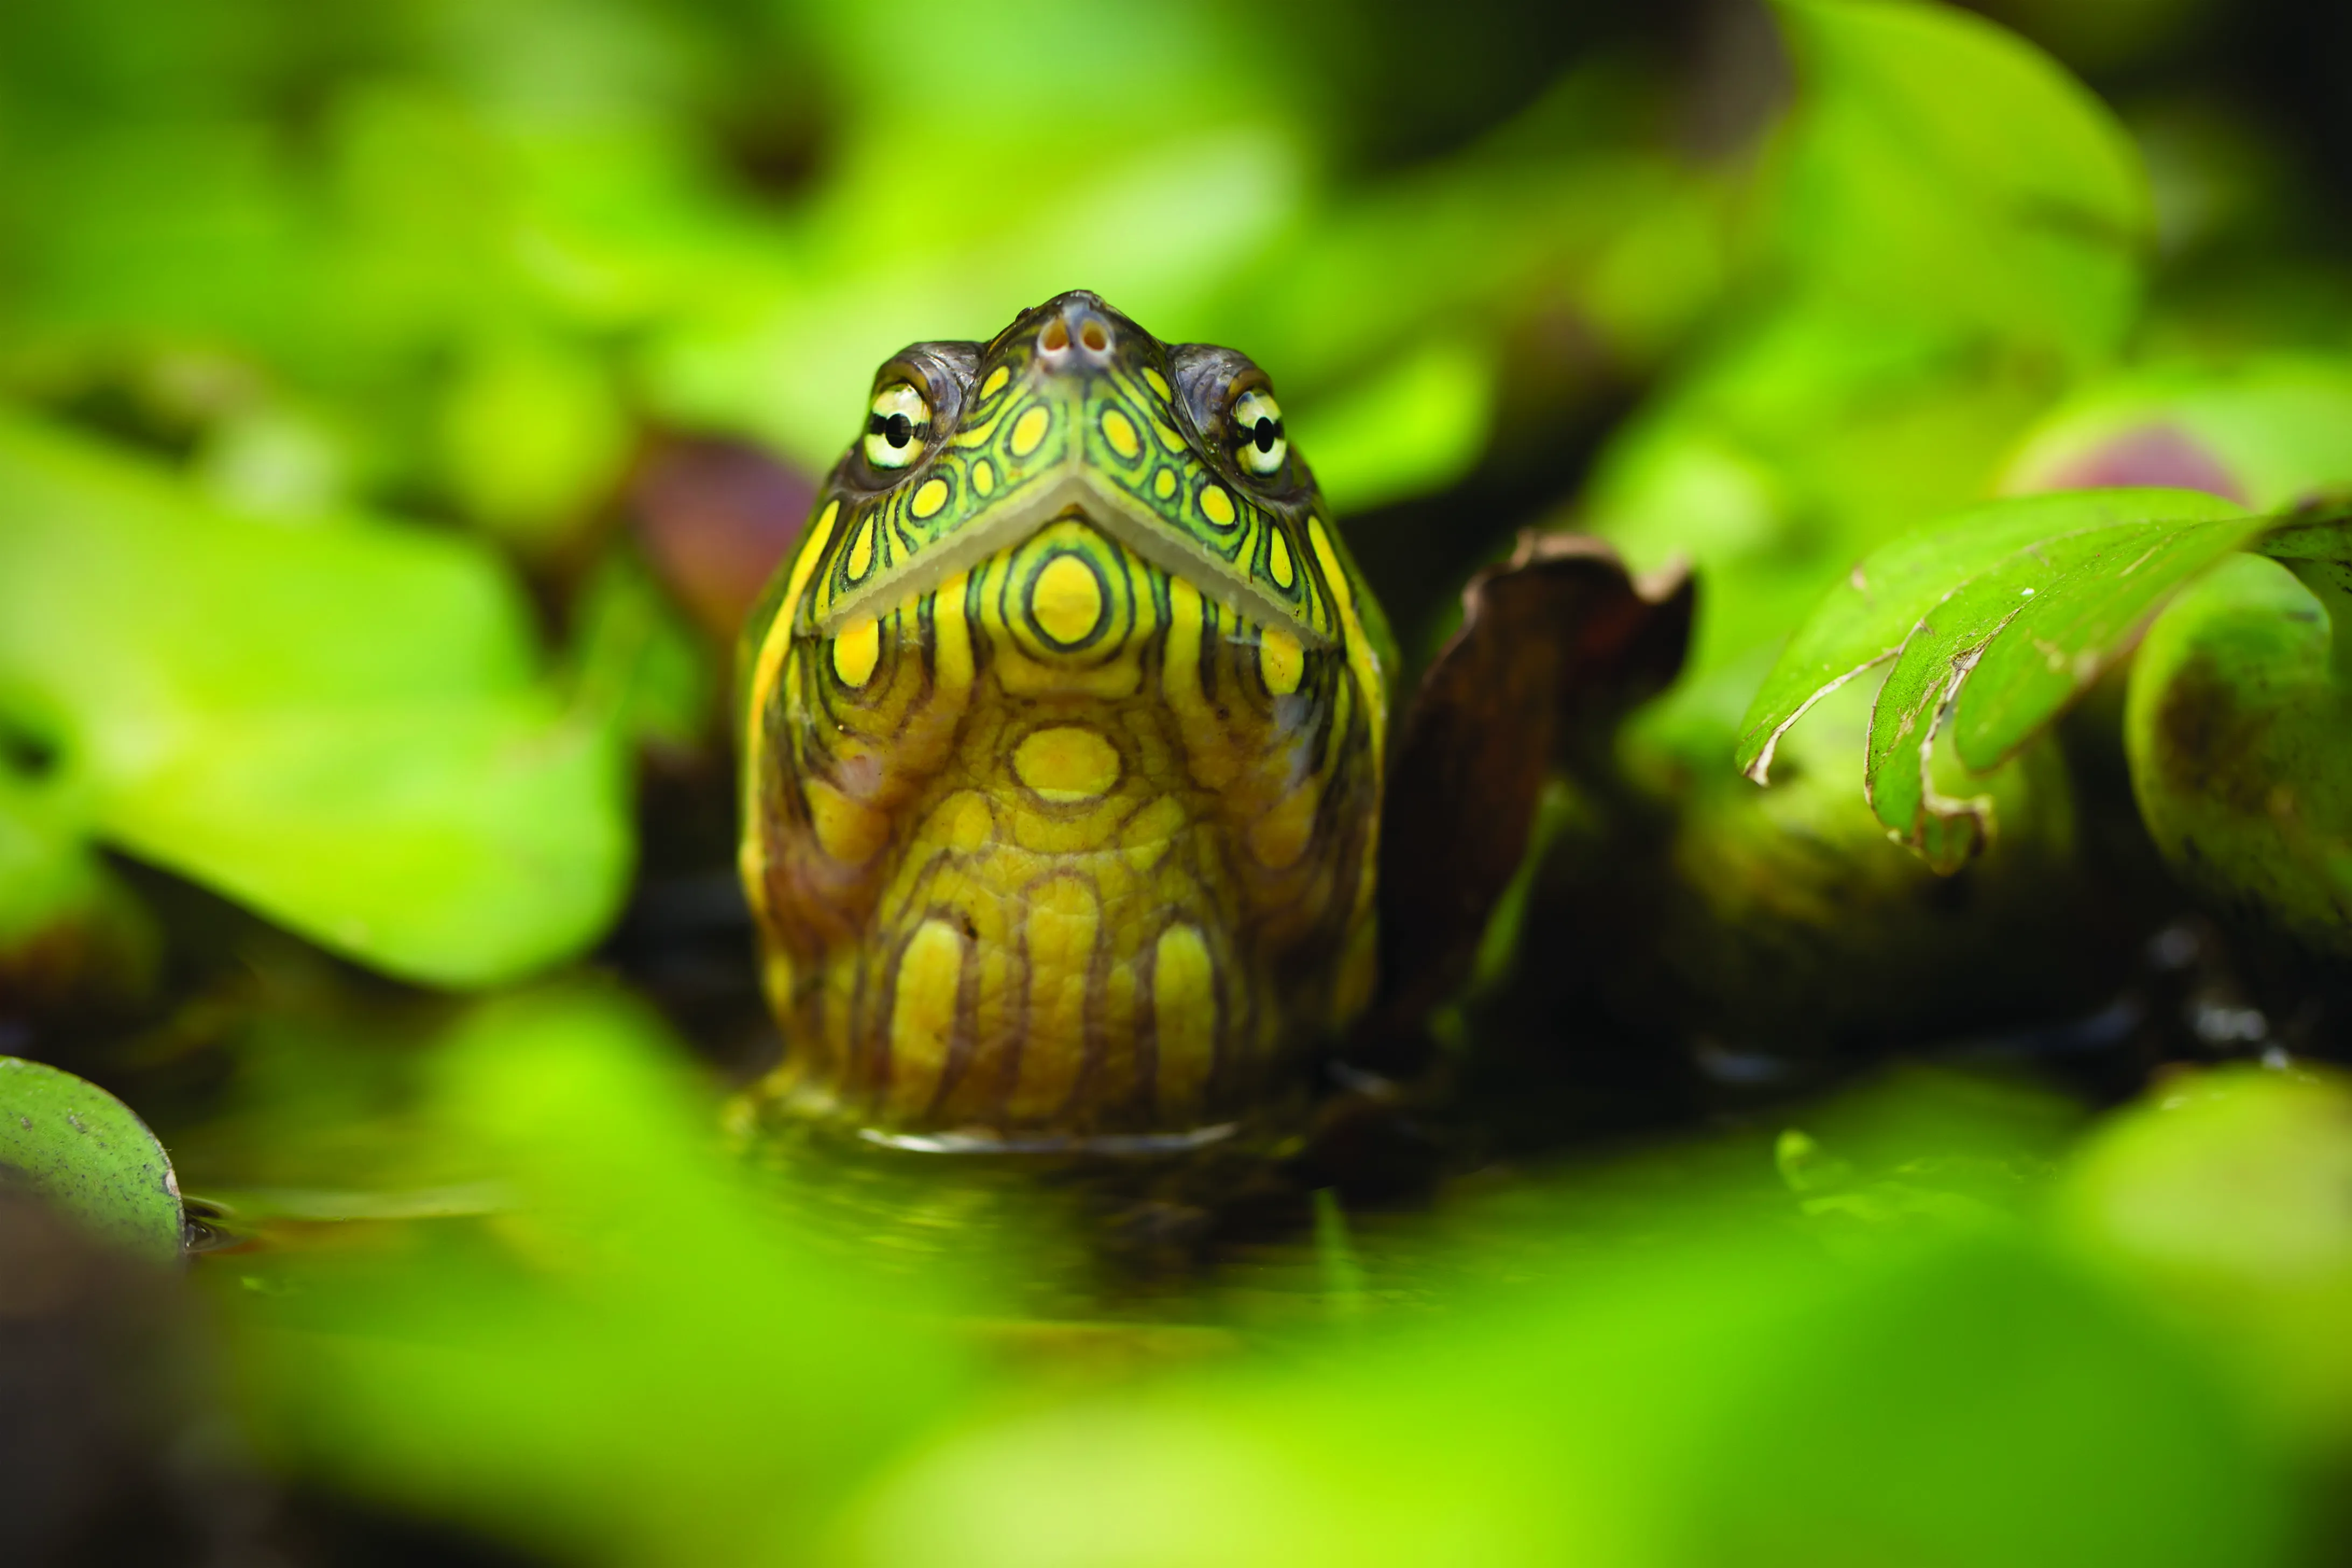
[1249,782,1319,870]
[946,792,993,852]
[1153,925,1215,1112]
[1200,484,1235,528]
[1142,367,1172,401]
[1259,627,1303,696]
[1151,419,1185,454]
[845,515,873,579]
[831,616,880,687]
[1100,408,1141,460]
[972,459,995,496]
[889,919,967,1112]
[1153,469,1176,500]
[1013,726,1121,803]
[1010,405,1051,458]
[1032,554,1105,645]
[911,477,949,519]
[806,778,889,864]
[760,949,795,1015]
[1269,527,1295,590]
[981,366,1009,399]
[1010,875,1098,1118]
[1119,795,1187,854]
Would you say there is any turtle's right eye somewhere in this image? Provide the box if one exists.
[1231,387,1286,477]
[863,382,931,470]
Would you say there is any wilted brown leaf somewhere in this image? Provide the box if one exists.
[1373,533,1692,1034]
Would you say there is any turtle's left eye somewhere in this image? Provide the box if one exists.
[864,382,932,470]
[1232,388,1286,477]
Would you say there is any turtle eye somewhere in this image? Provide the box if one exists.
[863,382,932,470]
[1232,388,1286,477]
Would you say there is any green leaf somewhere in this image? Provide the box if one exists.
[0,1055,182,1263]
[1292,337,1496,516]
[0,781,92,950]
[219,985,976,1564]
[2254,509,2352,571]
[1737,489,2257,870]
[1769,0,2151,365]
[0,416,633,986]
[858,1230,2278,1568]
[0,771,157,1011]
[1586,3,2153,676]
[1735,489,2244,777]
[1949,518,2295,772]
[568,549,716,750]
[438,331,629,549]
[2051,1067,2352,1449]
[100,703,628,985]
[2125,551,2352,958]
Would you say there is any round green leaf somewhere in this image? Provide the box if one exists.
[0,1056,183,1264]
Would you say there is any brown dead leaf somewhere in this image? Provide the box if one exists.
[1371,532,1692,1034]
[628,435,816,643]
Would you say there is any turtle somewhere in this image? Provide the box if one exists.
[732,290,1691,1163]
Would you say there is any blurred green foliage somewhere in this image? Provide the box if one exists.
[199,988,2319,1566]
[2054,1066,2352,1449]
[0,417,634,985]
[221,986,983,1565]
[3,0,2352,1562]
[1585,0,2151,674]
[0,0,1723,526]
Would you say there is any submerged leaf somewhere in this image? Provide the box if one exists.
[0,1056,181,1263]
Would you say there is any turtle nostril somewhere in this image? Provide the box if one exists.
[1040,319,1070,352]
[1079,318,1110,353]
